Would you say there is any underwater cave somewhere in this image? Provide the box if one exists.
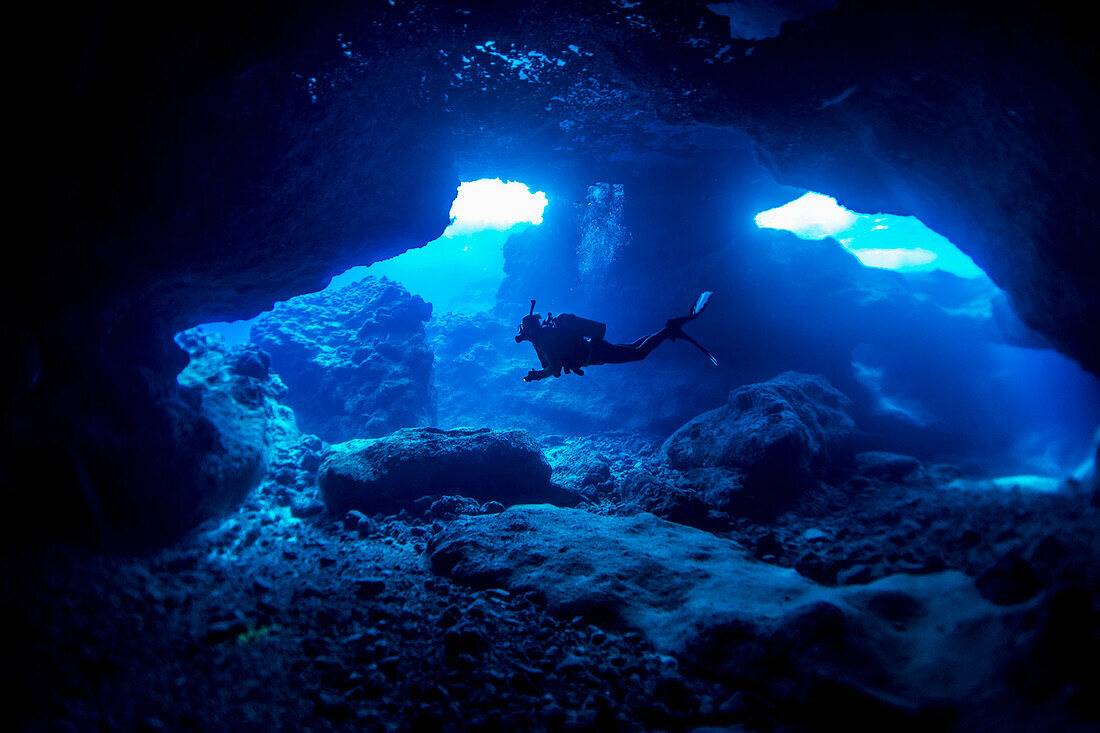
[8,1,1100,731]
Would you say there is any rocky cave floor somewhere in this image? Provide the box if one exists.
[8,433,1099,733]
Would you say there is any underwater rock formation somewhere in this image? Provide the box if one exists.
[853,451,924,483]
[140,330,293,548]
[251,277,435,443]
[712,2,1099,375]
[6,327,293,549]
[664,372,856,496]
[318,427,556,516]
[429,504,1046,726]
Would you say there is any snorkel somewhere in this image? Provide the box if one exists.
[516,300,541,343]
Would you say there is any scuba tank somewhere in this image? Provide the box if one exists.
[518,300,607,342]
[549,312,606,340]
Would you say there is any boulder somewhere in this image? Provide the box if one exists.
[853,452,923,482]
[663,372,855,503]
[251,277,436,443]
[318,427,557,515]
[167,330,293,540]
[428,505,1034,724]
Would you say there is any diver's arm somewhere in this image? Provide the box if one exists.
[524,365,562,382]
[524,342,562,381]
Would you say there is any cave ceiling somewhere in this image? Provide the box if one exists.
[30,0,1099,373]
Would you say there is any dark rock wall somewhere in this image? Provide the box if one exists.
[16,329,291,551]
[704,0,1099,373]
[10,4,456,549]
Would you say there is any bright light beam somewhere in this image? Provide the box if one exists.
[445,178,548,236]
[754,192,858,240]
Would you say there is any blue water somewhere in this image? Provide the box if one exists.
[194,181,1099,480]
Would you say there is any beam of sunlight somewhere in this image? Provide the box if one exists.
[445,178,548,236]
[754,192,857,239]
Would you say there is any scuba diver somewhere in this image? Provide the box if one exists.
[515,292,716,382]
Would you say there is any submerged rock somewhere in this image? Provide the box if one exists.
[168,330,293,539]
[853,451,923,482]
[663,372,855,511]
[975,550,1041,606]
[251,276,436,443]
[429,505,1030,723]
[318,427,557,515]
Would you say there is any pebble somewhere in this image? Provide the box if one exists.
[356,578,387,600]
[837,564,873,585]
[356,517,377,537]
[203,619,246,644]
[291,499,325,519]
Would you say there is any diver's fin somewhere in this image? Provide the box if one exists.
[679,331,719,367]
[666,291,714,342]
[689,291,713,320]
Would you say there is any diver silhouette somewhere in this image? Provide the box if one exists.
[515,292,717,382]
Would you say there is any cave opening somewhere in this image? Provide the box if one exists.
[198,178,548,345]
[331,178,548,314]
[187,172,1100,479]
[754,191,987,279]
[750,192,1098,478]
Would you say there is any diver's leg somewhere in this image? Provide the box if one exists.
[631,328,671,356]
[589,293,718,368]
[587,329,670,365]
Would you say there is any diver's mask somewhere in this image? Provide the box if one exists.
[515,300,541,343]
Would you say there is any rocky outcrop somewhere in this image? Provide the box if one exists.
[102,330,292,549]
[251,277,435,443]
[709,2,1099,375]
[853,451,923,483]
[428,505,1036,725]
[318,427,557,515]
[664,372,855,496]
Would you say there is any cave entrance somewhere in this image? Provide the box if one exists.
[199,178,547,344]
[754,191,987,279]
[329,178,548,313]
[752,192,1100,478]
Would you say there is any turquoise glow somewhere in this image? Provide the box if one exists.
[755,192,986,279]
[331,178,548,312]
[199,179,548,344]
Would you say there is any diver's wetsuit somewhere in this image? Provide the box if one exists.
[525,324,674,380]
[586,327,675,366]
[518,292,713,382]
